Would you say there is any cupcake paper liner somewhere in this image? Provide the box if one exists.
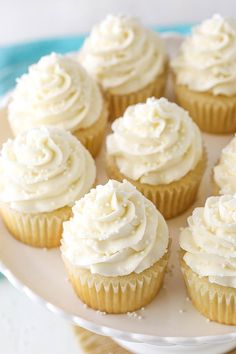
[0,204,72,248]
[180,251,236,325]
[174,82,236,134]
[105,66,168,122]
[63,250,169,314]
[74,104,108,157]
[106,150,207,219]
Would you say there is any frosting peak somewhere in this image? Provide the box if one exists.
[180,194,236,288]
[0,127,96,213]
[79,15,167,94]
[8,53,103,134]
[61,179,169,276]
[106,97,203,185]
[171,14,236,96]
[214,135,236,194]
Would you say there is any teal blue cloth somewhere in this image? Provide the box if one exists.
[0,23,192,96]
[0,23,192,280]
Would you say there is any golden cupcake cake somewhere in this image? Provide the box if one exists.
[61,179,169,314]
[78,15,168,120]
[171,15,236,134]
[106,97,206,219]
[213,135,236,194]
[0,127,96,248]
[8,53,108,157]
[180,195,236,325]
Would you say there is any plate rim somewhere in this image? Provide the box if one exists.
[1,259,236,346]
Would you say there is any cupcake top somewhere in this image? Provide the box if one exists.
[106,97,203,185]
[0,127,96,213]
[61,179,169,276]
[180,195,236,288]
[171,14,236,96]
[78,15,167,95]
[8,53,103,135]
[214,136,236,194]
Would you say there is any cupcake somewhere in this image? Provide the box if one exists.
[180,195,236,324]
[8,53,108,157]
[61,179,169,314]
[106,97,206,219]
[0,127,96,248]
[78,15,168,121]
[171,15,236,134]
[213,135,236,195]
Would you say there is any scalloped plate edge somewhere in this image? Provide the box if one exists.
[1,259,236,346]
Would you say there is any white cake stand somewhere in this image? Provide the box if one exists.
[0,35,236,354]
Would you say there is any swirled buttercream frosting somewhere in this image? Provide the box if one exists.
[106,97,203,185]
[79,15,167,94]
[0,127,96,213]
[180,194,236,288]
[61,179,169,276]
[214,136,236,194]
[8,53,103,134]
[171,14,236,96]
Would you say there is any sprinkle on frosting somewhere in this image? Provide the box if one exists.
[180,194,236,288]
[106,97,203,185]
[61,179,169,276]
[79,15,167,94]
[8,53,103,134]
[0,127,96,213]
[171,14,236,96]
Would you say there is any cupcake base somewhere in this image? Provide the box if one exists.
[0,204,72,248]
[105,65,168,122]
[106,150,207,219]
[63,250,169,314]
[180,251,236,325]
[174,83,236,134]
[73,104,108,158]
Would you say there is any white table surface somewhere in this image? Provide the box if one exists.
[0,278,82,354]
[1,1,236,353]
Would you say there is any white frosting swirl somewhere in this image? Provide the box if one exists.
[61,179,169,276]
[8,53,103,134]
[171,14,236,96]
[214,136,236,194]
[180,195,236,288]
[0,127,96,213]
[106,97,203,185]
[79,15,167,95]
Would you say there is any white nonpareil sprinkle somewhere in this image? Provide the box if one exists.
[96,310,106,316]
[126,311,143,320]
